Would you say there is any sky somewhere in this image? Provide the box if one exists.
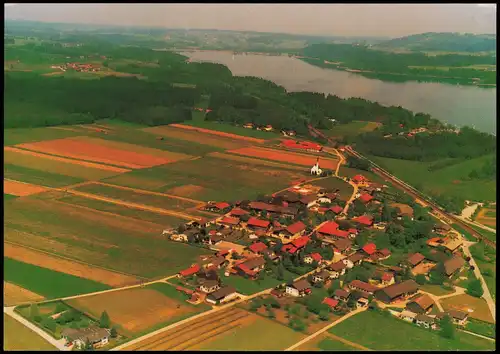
[4,3,497,37]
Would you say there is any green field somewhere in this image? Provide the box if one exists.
[369,155,496,202]
[310,176,354,200]
[57,194,187,227]
[4,193,19,201]
[218,270,294,296]
[420,284,455,297]
[452,223,478,242]
[330,310,495,351]
[3,314,57,351]
[4,164,85,188]
[4,197,210,278]
[198,314,305,351]
[4,258,111,299]
[324,121,381,138]
[184,120,281,140]
[4,126,81,146]
[72,183,199,211]
[470,243,496,300]
[146,283,211,311]
[465,318,496,339]
[317,337,356,351]
[467,223,496,242]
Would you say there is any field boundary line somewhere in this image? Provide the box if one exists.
[86,181,205,204]
[62,189,201,221]
[325,332,372,351]
[4,240,149,281]
[169,123,266,144]
[244,145,340,161]
[458,329,496,342]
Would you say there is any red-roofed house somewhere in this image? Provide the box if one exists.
[329,228,350,239]
[322,297,340,309]
[317,221,340,237]
[178,264,200,278]
[348,228,359,236]
[281,244,299,254]
[353,215,374,227]
[283,221,307,239]
[359,193,374,204]
[381,272,395,286]
[352,175,368,184]
[247,217,270,230]
[330,205,343,214]
[248,242,268,254]
[207,202,231,212]
[230,208,249,217]
[291,235,310,249]
[304,253,323,264]
[217,216,241,228]
[362,243,377,256]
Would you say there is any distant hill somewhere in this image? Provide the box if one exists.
[376,32,496,53]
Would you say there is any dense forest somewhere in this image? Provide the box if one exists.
[375,32,496,53]
[301,43,496,85]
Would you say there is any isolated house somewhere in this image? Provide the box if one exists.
[61,327,110,349]
[286,279,312,297]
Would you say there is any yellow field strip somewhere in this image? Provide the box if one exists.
[88,181,205,205]
[325,332,372,351]
[64,189,201,221]
[4,146,130,173]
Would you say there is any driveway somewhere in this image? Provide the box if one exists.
[4,306,70,351]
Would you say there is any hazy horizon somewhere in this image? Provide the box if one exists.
[4,3,497,38]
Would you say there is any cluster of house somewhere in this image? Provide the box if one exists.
[50,62,101,72]
[399,294,469,330]
[61,326,110,349]
[242,122,274,132]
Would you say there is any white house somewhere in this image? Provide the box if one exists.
[199,280,220,294]
[400,310,418,323]
[206,286,238,305]
[285,279,312,297]
[342,259,354,269]
[327,261,347,279]
[61,327,110,349]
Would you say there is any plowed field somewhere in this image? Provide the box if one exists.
[229,146,339,170]
[16,137,176,169]
[166,184,205,197]
[4,179,48,196]
[208,151,306,171]
[3,281,45,306]
[4,243,139,287]
[476,207,496,228]
[66,287,198,335]
[169,124,266,143]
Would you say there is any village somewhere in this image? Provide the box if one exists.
[164,151,476,335]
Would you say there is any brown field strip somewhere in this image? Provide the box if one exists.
[142,126,248,149]
[4,243,139,287]
[208,151,308,171]
[4,281,45,306]
[5,146,130,174]
[229,146,339,170]
[63,189,201,221]
[169,123,266,143]
[476,208,496,228]
[66,288,197,335]
[87,182,205,205]
[47,126,86,133]
[4,179,48,196]
[16,137,177,169]
[125,308,248,350]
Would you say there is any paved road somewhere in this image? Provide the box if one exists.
[4,306,70,351]
[285,307,366,351]
[461,241,496,322]
[458,329,496,342]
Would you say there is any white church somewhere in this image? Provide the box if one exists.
[310,158,323,176]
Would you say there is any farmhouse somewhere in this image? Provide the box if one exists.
[61,327,110,349]
[441,256,466,278]
[400,310,418,323]
[415,314,438,330]
[334,289,351,302]
[179,264,201,278]
[352,174,369,185]
[406,294,434,314]
[327,261,347,278]
[348,280,378,294]
[206,286,238,305]
[199,279,221,294]
[229,207,249,217]
[246,217,270,231]
[436,310,469,326]
[374,280,419,304]
[286,279,312,297]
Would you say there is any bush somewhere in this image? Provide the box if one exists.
[467,278,484,298]
[319,310,330,321]
[110,327,118,338]
[415,274,427,285]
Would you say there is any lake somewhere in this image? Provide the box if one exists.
[183,50,496,135]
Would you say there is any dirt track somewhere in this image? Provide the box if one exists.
[169,123,266,144]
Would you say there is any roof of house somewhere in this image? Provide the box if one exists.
[415,314,435,323]
[291,235,310,249]
[330,205,343,214]
[442,256,466,276]
[290,279,311,291]
[248,201,298,215]
[179,264,201,277]
[442,238,463,252]
[427,237,443,246]
[200,279,220,288]
[352,215,374,226]
[400,310,418,319]
[437,310,468,321]
[328,228,350,239]
[408,294,434,311]
[309,253,323,262]
[389,266,404,273]
[219,216,241,225]
[329,260,347,272]
[208,286,237,300]
[208,256,227,267]
[230,208,249,216]
[434,222,451,231]
[359,193,374,203]
[334,289,351,298]
[241,256,266,270]
[350,289,370,300]
[390,203,414,217]
[214,202,231,210]
[322,297,339,308]
[286,221,307,235]
[281,244,298,254]
[332,238,352,251]
[349,280,378,293]
[247,217,270,228]
[407,253,425,266]
[300,195,318,204]
[347,252,365,263]
[381,272,394,282]
[248,242,268,254]
[317,221,340,235]
[348,228,359,234]
[376,280,419,300]
[379,248,391,257]
[353,175,367,183]
[362,243,377,255]
[315,270,330,279]
[61,327,109,343]
[262,249,279,260]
